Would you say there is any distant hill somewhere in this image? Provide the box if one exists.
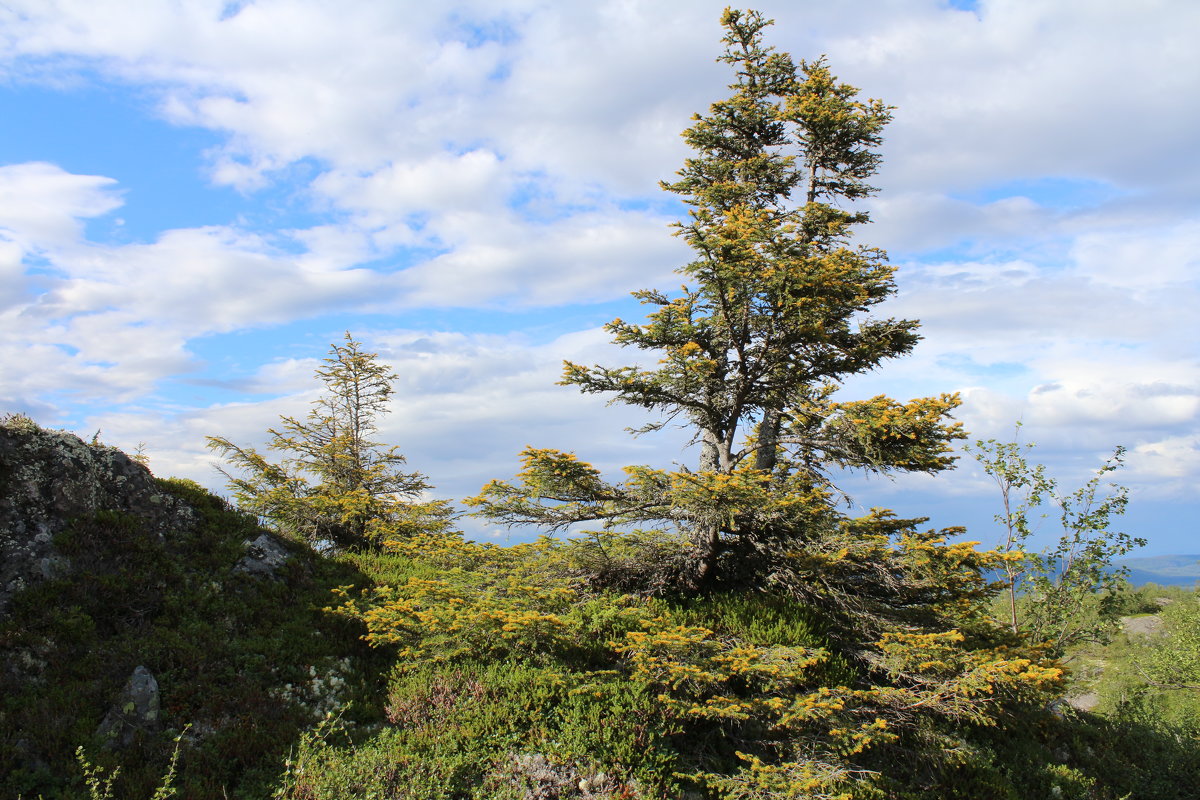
[1117,554,1200,587]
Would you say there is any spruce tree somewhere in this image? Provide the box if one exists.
[340,14,1070,794]
[461,14,1067,792]
[209,333,452,551]
[470,8,963,591]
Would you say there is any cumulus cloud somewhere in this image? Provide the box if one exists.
[1,0,1197,546]
[0,162,121,247]
[89,327,691,518]
[1070,222,1200,290]
[394,209,686,307]
[0,214,386,404]
[825,0,1200,194]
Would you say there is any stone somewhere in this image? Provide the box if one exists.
[1121,614,1165,637]
[96,665,161,749]
[1065,691,1100,712]
[0,416,195,616]
[233,532,293,579]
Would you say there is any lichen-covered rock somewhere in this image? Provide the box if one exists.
[233,532,294,579]
[490,753,628,799]
[0,415,377,799]
[0,415,194,614]
[96,665,162,749]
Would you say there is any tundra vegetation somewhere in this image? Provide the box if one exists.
[2,8,1198,800]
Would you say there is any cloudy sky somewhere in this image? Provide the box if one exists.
[2,0,1196,554]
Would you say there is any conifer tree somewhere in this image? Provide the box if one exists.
[354,14,1067,794]
[208,333,452,551]
[470,8,963,591]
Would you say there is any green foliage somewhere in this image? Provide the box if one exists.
[1038,587,1200,800]
[75,728,185,800]
[275,660,681,799]
[968,430,1145,656]
[208,333,454,552]
[1134,591,1200,690]
[325,529,1068,799]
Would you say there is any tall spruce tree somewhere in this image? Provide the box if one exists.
[209,333,452,551]
[462,15,1066,791]
[351,14,1068,794]
[470,8,963,591]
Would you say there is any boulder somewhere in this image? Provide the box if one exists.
[96,665,162,749]
[233,532,294,579]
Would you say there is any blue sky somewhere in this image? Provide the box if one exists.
[2,0,1197,554]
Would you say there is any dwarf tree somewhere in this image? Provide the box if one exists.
[969,431,1143,656]
[208,333,452,551]
[470,8,963,591]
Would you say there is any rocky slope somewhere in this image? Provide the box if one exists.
[0,415,378,799]
[0,415,196,614]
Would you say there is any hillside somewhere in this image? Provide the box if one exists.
[0,414,384,798]
[4,414,1200,799]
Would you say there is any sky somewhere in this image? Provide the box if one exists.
[1,0,1197,555]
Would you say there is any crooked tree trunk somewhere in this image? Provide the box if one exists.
[687,522,722,591]
[689,427,728,590]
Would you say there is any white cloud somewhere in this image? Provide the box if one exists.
[827,0,1200,193]
[0,238,26,310]
[0,159,687,414]
[89,326,690,512]
[1128,434,1200,487]
[314,150,508,225]
[0,162,121,247]
[1070,222,1200,290]
[395,209,686,308]
[1,0,1198,546]
[867,192,1052,257]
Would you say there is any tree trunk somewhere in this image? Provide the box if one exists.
[690,427,728,589]
[687,522,722,591]
[754,408,782,473]
[700,429,722,473]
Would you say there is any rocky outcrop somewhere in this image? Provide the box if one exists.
[0,415,195,615]
[1121,614,1165,637]
[0,415,375,796]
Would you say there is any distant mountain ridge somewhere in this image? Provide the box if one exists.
[1117,554,1200,587]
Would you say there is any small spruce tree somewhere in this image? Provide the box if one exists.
[208,333,452,551]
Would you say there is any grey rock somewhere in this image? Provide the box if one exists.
[233,532,293,579]
[96,665,161,749]
[493,752,626,799]
[0,416,195,616]
[1121,614,1165,637]
[1065,691,1100,712]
